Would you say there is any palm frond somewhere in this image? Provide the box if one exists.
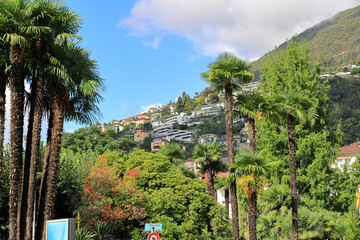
[22,25,51,36]
[55,32,82,45]
[2,33,28,47]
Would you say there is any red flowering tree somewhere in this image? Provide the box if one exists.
[78,156,145,230]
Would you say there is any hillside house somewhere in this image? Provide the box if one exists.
[148,107,158,113]
[319,72,335,80]
[198,134,217,144]
[151,138,168,152]
[336,72,351,78]
[135,116,150,126]
[333,141,360,171]
[165,114,190,125]
[134,129,149,142]
[122,117,135,125]
[169,105,176,114]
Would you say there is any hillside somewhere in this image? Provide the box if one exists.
[252,5,360,79]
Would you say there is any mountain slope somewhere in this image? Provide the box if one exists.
[252,5,360,77]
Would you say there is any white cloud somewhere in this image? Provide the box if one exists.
[142,37,162,50]
[120,0,359,60]
[141,103,162,112]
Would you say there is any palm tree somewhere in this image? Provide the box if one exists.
[22,2,83,238]
[0,1,45,238]
[201,52,253,240]
[193,142,224,198]
[235,91,266,152]
[271,91,317,240]
[258,184,291,214]
[36,43,103,240]
[228,151,278,240]
[159,143,184,164]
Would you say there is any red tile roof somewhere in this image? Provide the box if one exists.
[136,117,148,120]
[339,141,360,154]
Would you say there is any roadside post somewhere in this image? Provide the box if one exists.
[145,223,162,240]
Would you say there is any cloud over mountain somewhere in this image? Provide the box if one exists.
[120,0,359,60]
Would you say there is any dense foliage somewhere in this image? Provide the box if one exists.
[73,150,232,239]
[62,126,137,155]
[328,76,360,144]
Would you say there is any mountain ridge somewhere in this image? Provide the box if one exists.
[252,5,360,78]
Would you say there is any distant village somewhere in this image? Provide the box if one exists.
[95,75,358,174]
[96,82,258,152]
[319,64,360,79]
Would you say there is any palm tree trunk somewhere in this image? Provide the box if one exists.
[205,159,215,198]
[287,114,298,240]
[17,76,42,240]
[213,180,217,201]
[224,83,239,240]
[224,188,229,214]
[248,183,257,240]
[41,84,68,240]
[9,44,25,240]
[25,38,47,240]
[25,77,44,240]
[0,73,6,208]
[35,110,53,240]
[248,118,256,152]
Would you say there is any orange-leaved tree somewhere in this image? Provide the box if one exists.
[78,156,145,230]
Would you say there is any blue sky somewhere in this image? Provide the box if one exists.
[62,0,216,132]
[4,0,358,140]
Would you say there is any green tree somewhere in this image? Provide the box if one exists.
[209,94,219,104]
[194,96,205,106]
[272,91,317,240]
[161,105,171,117]
[260,40,326,240]
[37,44,104,240]
[114,150,232,239]
[0,1,38,237]
[175,96,183,113]
[201,51,253,240]
[159,143,184,164]
[229,151,278,240]
[56,148,98,218]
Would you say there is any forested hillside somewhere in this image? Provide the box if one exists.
[329,76,360,144]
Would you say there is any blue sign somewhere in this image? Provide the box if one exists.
[145,223,163,232]
[46,218,76,240]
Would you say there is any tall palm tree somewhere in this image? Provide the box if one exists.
[193,142,224,198]
[36,43,103,240]
[271,91,317,240]
[235,91,266,152]
[21,1,83,238]
[201,52,253,240]
[0,1,47,238]
[228,151,278,240]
